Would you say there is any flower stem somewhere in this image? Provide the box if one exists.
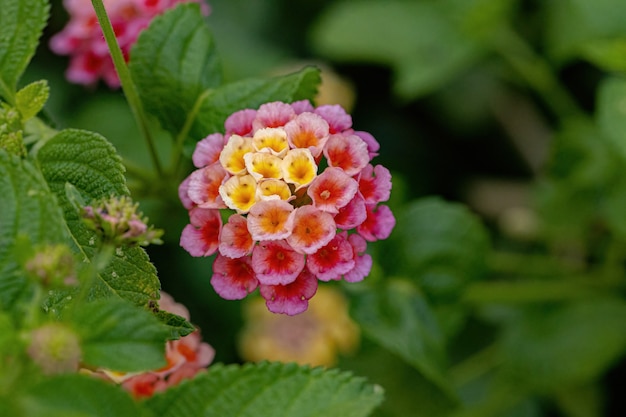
[492,25,584,119]
[90,0,164,177]
[170,89,211,176]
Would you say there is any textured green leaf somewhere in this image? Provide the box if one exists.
[351,280,455,400]
[146,362,384,417]
[499,298,626,391]
[71,299,169,372]
[0,0,49,103]
[391,197,490,300]
[0,150,67,308]
[130,3,221,139]
[21,374,141,417]
[311,1,481,99]
[190,66,321,139]
[155,309,196,339]
[15,80,49,122]
[37,129,160,306]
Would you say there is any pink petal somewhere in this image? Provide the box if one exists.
[259,269,318,315]
[284,112,330,158]
[219,214,255,258]
[334,193,367,230]
[354,130,380,160]
[252,240,305,285]
[246,200,294,241]
[286,206,337,254]
[193,133,225,168]
[307,167,359,214]
[358,164,392,204]
[211,254,258,300]
[314,104,352,134]
[225,109,257,136]
[291,100,315,114]
[357,204,396,242]
[252,102,296,131]
[178,174,195,210]
[323,133,370,177]
[187,164,228,209]
[306,231,355,281]
[344,233,372,283]
[180,208,222,257]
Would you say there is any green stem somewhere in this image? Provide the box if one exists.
[170,89,212,176]
[90,0,164,177]
[463,276,624,304]
[492,25,584,119]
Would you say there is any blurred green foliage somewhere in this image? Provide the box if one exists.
[11,0,626,416]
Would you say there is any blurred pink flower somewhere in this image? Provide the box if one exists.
[180,101,395,315]
[93,291,214,398]
[50,0,209,87]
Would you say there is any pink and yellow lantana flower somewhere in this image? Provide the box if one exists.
[180,101,395,315]
[50,0,209,87]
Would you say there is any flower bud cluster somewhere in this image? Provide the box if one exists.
[81,195,163,247]
[180,101,395,315]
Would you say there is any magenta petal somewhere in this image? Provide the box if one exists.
[180,208,222,257]
[353,130,380,160]
[291,100,315,114]
[187,164,228,209]
[324,133,370,177]
[251,240,305,285]
[193,133,225,168]
[357,204,396,242]
[334,193,367,230]
[314,104,352,134]
[259,269,318,315]
[306,232,355,281]
[218,214,255,258]
[252,102,296,130]
[344,233,372,283]
[358,164,392,204]
[178,174,194,210]
[225,109,257,136]
[211,254,258,300]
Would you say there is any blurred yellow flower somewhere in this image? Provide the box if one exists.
[238,286,360,367]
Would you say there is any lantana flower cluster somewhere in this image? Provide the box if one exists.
[50,0,209,88]
[179,101,395,315]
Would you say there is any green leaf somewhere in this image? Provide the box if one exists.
[37,129,160,306]
[0,0,49,104]
[130,3,221,139]
[390,197,490,300]
[499,298,626,391]
[146,362,384,417]
[0,150,67,308]
[350,280,455,400]
[190,66,321,139]
[155,309,196,339]
[71,299,169,372]
[545,0,626,66]
[596,77,626,162]
[15,80,49,122]
[310,1,482,99]
[21,374,142,417]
